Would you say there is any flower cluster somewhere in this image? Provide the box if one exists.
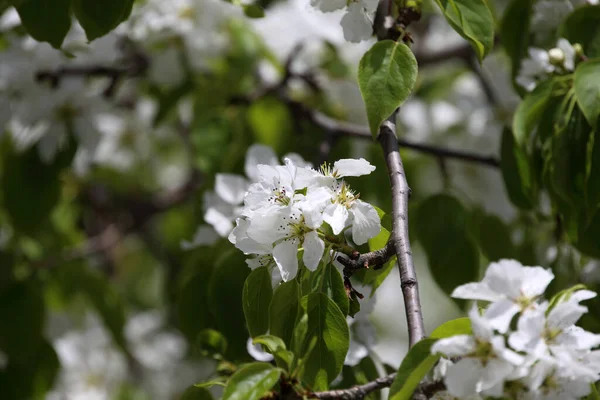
[229,156,381,282]
[432,259,600,399]
[181,144,311,249]
[517,38,579,92]
[310,0,378,43]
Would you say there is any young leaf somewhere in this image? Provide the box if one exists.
[269,280,299,348]
[300,293,350,391]
[513,78,557,147]
[318,263,349,316]
[11,0,71,48]
[500,128,535,209]
[72,0,134,41]
[433,0,495,62]
[222,363,281,400]
[388,339,440,400]
[430,317,472,339]
[253,335,294,370]
[243,267,273,337]
[574,59,600,129]
[358,40,418,137]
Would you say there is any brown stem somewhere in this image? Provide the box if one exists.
[379,113,425,347]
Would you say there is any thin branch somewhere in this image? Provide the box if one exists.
[336,241,395,272]
[312,373,396,399]
[379,112,426,347]
[310,374,445,399]
[32,225,123,269]
[284,97,500,168]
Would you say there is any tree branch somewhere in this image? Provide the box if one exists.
[284,96,500,167]
[336,241,395,272]
[309,374,445,399]
[379,112,426,347]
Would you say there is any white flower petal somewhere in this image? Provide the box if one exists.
[469,305,494,342]
[483,299,520,333]
[341,3,373,43]
[333,158,376,177]
[273,239,299,282]
[444,358,482,398]
[244,144,277,181]
[431,335,476,357]
[205,207,234,237]
[310,0,346,12]
[323,203,349,235]
[351,200,381,245]
[247,338,274,362]
[215,173,248,205]
[451,282,502,302]
[303,231,325,271]
[181,225,220,250]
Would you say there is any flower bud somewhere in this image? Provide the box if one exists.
[573,43,584,57]
[548,47,566,66]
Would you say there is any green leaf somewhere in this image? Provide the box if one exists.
[358,40,418,137]
[222,363,281,400]
[194,379,227,389]
[2,146,61,234]
[319,263,349,316]
[209,250,251,361]
[193,329,228,358]
[300,293,350,391]
[11,0,71,48]
[474,213,516,261]
[430,317,472,338]
[72,0,134,41]
[0,339,59,399]
[433,0,495,62]
[247,96,293,153]
[181,386,213,400]
[177,267,215,343]
[500,127,535,209]
[575,59,600,128]
[269,280,299,348]
[560,5,600,58]
[586,128,600,209]
[243,267,273,337]
[77,266,128,351]
[389,339,439,400]
[415,195,478,301]
[0,280,44,361]
[501,0,534,94]
[586,383,600,400]
[253,335,294,370]
[513,78,557,147]
[243,4,265,18]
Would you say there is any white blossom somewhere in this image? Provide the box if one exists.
[432,306,525,398]
[340,3,373,43]
[451,259,554,333]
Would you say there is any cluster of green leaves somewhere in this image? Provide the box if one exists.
[6,0,134,47]
[502,5,600,259]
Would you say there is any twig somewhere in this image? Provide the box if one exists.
[379,112,426,347]
[284,97,500,168]
[32,225,123,269]
[336,241,395,272]
[309,374,445,399]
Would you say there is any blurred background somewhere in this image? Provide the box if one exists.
[2,0,596,398]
